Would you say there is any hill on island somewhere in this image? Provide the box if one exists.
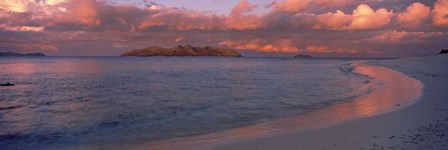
[120,45,242,57]
[0,52,46,56]
[294,54,312,58]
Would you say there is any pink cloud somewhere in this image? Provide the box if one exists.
[0,40,59,54]
[136,9,225,30]
[0,0,31,13]
[50,0,101,27]
[0,0,446,57]
[312,10,352,30]
[230,0,258,16]
[372,30,421,41]
[348,4,394,30]
[136,0,262,31]
[304,45,381,54]
[272,0,311,14]
[175,37,185,43]
[304,45,357,53]
[314,0,354,7]
[220,39,300,53]
[371,30,446,42]
[432,0,448,27]
[305,4,394,30]
[226,0,262,30]
[20,43,58,51]
[397,2,430,28]
[0,25,44,32]
[40,0,67,5]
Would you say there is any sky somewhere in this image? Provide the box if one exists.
[0,0,447,57]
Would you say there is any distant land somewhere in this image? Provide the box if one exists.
[294,54,312,58]
[121,45,242,57]
[0,52,46,57]
[439,49,448,54]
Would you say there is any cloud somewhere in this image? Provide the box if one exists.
[305,45,350,53]
[0,25,44,32]
[272,0,311,14]
[0,41,58,51]
[175,37,184,43]
[314,0,354,7]
[19,43,58,51]
[397,2,430,28]
[312,10,352,30]
[41,0,67,5]
[226,0,262,30]
[136,9,225,30]
[0,0,447,57]
[136,0,262,31]
[230,0,257,16]
[50,0,101,27]
[219,39,300,53]
[372,30,446,42]
[348,4,394,30]
[376,31,410,41]
[0,1,403,32]
[0,0,31,13]
[0,0,101,30]
[304,45,382,54]
[263,0,276,9]
[432,0,448,27]
[0,0,68,13]
[300,4,394,30]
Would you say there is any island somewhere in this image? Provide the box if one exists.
[439,49,448,54]
[120,45,242,57]
[0,52,46,57]
[294,54,312,58]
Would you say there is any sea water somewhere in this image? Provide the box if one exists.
[0,57,375,149]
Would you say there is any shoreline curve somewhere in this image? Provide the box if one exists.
[86,62,425,150]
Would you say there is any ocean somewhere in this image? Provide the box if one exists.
[0,57,376,149]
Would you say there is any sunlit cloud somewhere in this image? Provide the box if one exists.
[397,2,430,28]
[304,45,380,54]
[372,30,446,42]
[0,25,44,32]
[432,0,448,27]
[314,0,354,7]
[348,4,393,30]
[311,10,352,30]
[175,37,184,43]
[0,0,447,57]
[220,39,300,53]
[272,0,310,14]
[50,0,101,27]
[0,0,30,13]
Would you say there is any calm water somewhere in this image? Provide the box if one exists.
[0,57,375,149]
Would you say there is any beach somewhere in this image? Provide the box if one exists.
[1,55,446,150]
[213,55,448,150]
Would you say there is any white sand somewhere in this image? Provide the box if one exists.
[212,55,448,150]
